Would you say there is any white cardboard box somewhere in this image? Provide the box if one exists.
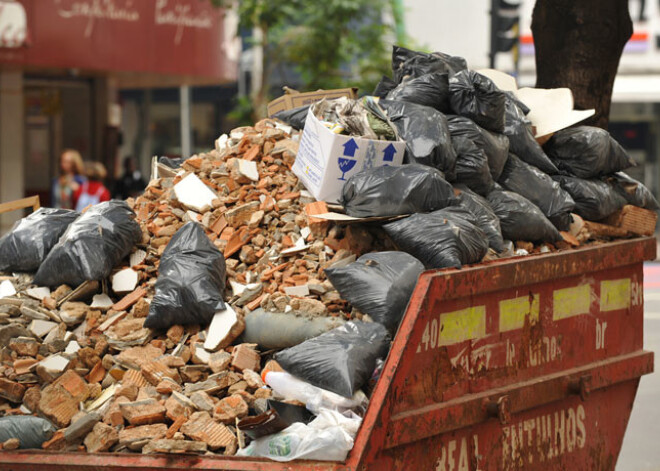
[292,108,406,203]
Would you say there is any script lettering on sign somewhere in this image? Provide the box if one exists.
[54,0,140,37]
[155,0,213,45]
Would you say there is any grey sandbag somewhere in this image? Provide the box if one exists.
[144,222,226,330]
[453,185,504,252]
[606,172,660,210]
[544,126,636,178]
[373,76,397,98]
[341,164,456,218]
[0,416,56,449]
[0,208,79,273]
[386,73,451,113]
[275,321,391,398]
[498,154,575,231]
[383,206,489,269]
[392,45,467,82]
[325,252,424,332]
[33,201,141,287]
[487,189,562,243]
[452,136,494,196]
[446,115,509,181]
[553,175,627,221]
[448,70,506,133]
[243,309,345,350]
[502,95,558,174]
[380,100,457,180]
[272,105,310,130]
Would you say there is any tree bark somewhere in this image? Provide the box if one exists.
[531,0,632,129]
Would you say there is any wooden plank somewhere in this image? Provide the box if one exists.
[0,196,41,215]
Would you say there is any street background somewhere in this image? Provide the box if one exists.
[618,259,660,470]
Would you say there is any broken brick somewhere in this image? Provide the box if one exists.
[111,287,147,312]
[181,415,237,451]
[120,399,166,426]
[213,394,248,424]
[230,344,261,372]
[84,422,119,453]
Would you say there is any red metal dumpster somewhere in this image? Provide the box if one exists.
[0,237,655,470]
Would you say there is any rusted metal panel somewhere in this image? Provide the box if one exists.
[0,238,654,471]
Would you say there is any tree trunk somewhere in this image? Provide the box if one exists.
[531,0,632,129]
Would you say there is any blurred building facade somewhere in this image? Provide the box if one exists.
[404,0,660,200]
[0,0,238,230]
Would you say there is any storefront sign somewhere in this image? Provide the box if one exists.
[0,0,236,80]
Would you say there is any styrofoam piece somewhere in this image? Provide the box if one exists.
[173,173,217,213]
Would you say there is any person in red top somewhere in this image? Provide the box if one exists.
[75,162,111,211]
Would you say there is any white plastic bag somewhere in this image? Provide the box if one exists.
[264,371,368,415]
[236,409,361,462]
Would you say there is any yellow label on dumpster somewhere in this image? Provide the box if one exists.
[439,306,486,346]
[499,294,539,332]
[600,278,631,312]
[553,284,591,320]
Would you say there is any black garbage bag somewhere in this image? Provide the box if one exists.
[373,75,398,98]
[0,208,79,273]
[383,206,489,269]
[341,164,455,218]
[0,416,56,449]
[502,95,558,174]
[553,175,627,221]
[452,136,494,196]
[144,222,226,330]
[380,100,457,180]
[325,252,424,332]
[392,45,467,82]
[158,156,185,169]
[544,126,636,178]
[33,201,141,287]
[487,189,562,242]
[498,154,575,230]
[453,185,504,252]
[272,105,310,131]
[606,172,660,211]
[447,115,509,180]
[275,321,391,398]
[386,73,451,113]
[448,70,506,133]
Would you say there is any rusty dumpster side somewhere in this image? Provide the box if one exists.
[0,237,655,471]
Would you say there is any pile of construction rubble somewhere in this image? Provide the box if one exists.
[0,45,658,461]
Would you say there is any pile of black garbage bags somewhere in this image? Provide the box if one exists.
[338,45,657,267]
[302,46,659,339]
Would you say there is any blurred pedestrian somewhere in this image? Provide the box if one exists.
[113,156,146,199]
[75,162,111,211]
[52,149,86,209]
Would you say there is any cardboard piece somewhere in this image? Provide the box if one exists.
[267,87,358,117]
[476,69,595,138]
[292,108,406,203]
[515,87,595,138]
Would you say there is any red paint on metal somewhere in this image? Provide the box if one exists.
[0,238,654,470]
[0,0,236,80]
